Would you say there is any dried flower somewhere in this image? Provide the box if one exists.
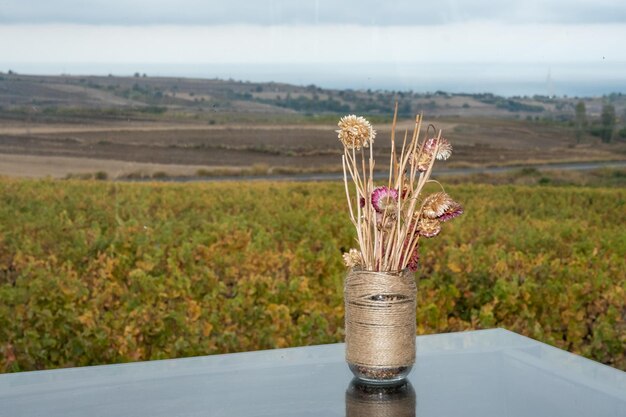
[343,248,363,268]
[418,218,441,238]
[376,211,396,231]
[422,192,456,219]
[416,153,432,172]
[336,115,376,150]
[371,186,399,213]
[423,137,437,154]
[407,247,420,272]
[415,137,452,171]
[414,138,437,172]
[436,138,452,160]
[338,109,462,272]
[438,202,464,222]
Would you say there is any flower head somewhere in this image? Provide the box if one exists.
[376,211,396,231]
[422,192,456,219]
[336,115,376,150]
[343,248,363,268]
[415,137,452,171]
[416,153,432,172]
[418,218,441,238]
[437,202,463,222]
[436,138,453,160]
[371,186,399,213]
[423,137,438,154]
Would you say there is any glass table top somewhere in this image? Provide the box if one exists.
[1,328,624,417]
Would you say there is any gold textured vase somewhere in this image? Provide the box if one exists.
[344,269,417,385]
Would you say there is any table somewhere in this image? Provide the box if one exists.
[1,328,624,417]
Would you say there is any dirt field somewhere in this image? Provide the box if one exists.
[0,116,624,179]
[0,154,209,178]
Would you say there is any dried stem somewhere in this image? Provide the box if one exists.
[339,109,454,272]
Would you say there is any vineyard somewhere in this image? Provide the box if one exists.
[0,179,624,372]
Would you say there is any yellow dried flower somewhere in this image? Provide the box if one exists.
[422,192,455,219]
[343,248,363,268]
[418,218,441,238]
[416,153,432,172]
[336,115,376,150]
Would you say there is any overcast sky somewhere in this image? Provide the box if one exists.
[1,1,625,94]
[3,0,626,25]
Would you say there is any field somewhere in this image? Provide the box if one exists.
[0,178,624,373]
[1,73,625,179]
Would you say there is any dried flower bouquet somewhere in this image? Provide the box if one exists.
[338,106,463,273]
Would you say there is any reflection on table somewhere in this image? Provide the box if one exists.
[346,379,415,417]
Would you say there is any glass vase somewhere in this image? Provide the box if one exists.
[344,269,416,386]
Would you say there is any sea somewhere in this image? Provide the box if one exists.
[3,62,626,98]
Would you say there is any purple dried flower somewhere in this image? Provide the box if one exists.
[371,186,398,213]
[437,203,464,222]
[407,247,420,272]
[423,137,437,153]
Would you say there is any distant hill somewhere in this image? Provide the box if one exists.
[0,72,624,180]
[1,72,624,125]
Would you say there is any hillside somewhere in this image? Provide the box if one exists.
[0,72,625,179]
[2,72,626,122]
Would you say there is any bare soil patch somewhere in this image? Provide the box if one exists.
[0,118,623,178]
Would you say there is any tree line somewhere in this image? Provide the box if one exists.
[574,101,625,143]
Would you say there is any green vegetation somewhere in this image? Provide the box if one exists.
[600,104,617,143]
[474,93,545,112]
[0,179,624,373]
[444,167,626,188]
[575,101,587,144]
[3,105,169,121]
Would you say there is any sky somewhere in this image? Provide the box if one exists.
[1,0,626,95]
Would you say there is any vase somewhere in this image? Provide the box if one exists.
[344,269,417,386]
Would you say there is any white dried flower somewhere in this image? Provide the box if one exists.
[436,138,453,160]
[422,192,456,219]
[336,115,376,150]
[343,248,363,268]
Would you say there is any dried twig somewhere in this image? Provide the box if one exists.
[337,110,461,272]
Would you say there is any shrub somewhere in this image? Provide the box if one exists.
[0,180,623,372]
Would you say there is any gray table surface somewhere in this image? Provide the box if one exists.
[1,328,625,417]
